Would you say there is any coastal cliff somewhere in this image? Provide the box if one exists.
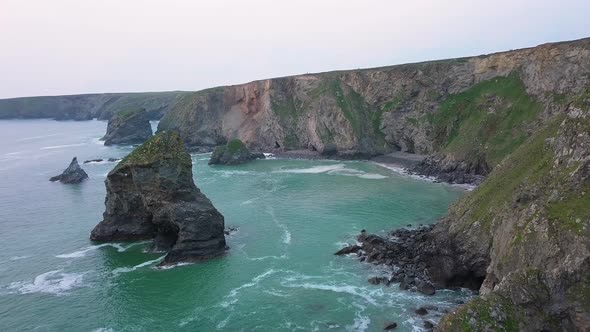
[157,38,590,183]
[102,108,153,145]
[0,91,186,120]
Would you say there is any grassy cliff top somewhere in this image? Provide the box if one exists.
[114,107,147,121]
[114,131,191,171]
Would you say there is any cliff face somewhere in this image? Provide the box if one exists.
[102,108,153,145]
[90,131,226,264]
[0,91,186,120]
[158,38,590,166]
[431,103,590,330]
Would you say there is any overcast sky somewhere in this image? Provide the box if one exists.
[0,0,588,99]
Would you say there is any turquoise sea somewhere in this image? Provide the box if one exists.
[0,120,469,331]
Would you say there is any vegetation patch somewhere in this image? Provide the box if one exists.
[547,191,590,234]
[438,295,520,332]
[116,131,190,171]
[431,74,542,168]
[450,116,561,228]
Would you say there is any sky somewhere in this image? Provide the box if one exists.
[0,0,588,99]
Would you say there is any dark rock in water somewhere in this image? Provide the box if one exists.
[415,307,428,315]
[102,108,152,146]
[368,276,382,285]
[409,154,486,185]
[84,158,103,164]
[416,280,436,295]
[224,226,238,235]
[423,320,435,329]
[383,321,398,330]
[334,244,361,255]
[49,157,88,183]
[90,131,226,264]
[208,139,265,165]
[107,158,120,162]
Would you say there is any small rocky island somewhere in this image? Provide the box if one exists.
[208,139,265,165]
[90,131,227,264]
[102,108,153,146]
[49,157,88,183]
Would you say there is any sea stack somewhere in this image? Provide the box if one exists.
[102,108,153,146]
[208,139,265,165]
[90,131,226,264]
[49,157,89,183]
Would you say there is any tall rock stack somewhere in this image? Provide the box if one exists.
[90,131,226,264]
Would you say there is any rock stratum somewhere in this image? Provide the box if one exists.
[101,108,153,145]
[90,131,226,264]
[49,157,88,184]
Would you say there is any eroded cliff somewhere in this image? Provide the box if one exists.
[158,38,590,180]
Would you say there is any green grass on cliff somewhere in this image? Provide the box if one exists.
[438,294,520,332]
[226,139,247,153]
[115,131,191,171]
[116,107,145,121]
[451,115,561,229]
[432,74,542,167]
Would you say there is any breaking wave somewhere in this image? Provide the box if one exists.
[7,270,86,295]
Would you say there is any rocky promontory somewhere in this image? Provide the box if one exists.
[208,139,265,165]
[49,157,88,183]
[90,131,226,264]
[102,108,153,146]
[340,103,590,330]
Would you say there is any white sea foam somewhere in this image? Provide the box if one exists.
[156,262,193,270]
[375,162,477,191]
[275,163,387,180]
[7,270,86,295]
[263,152,276,159]
[266,206,292,245]
[274,164,346,174]
[92,328,114,332]
[220,269,278,308]
[249,254,287,261]
[281,282,378,306]
[19,133,60,141]
[347,314,371,332]
[112,255,165,274]
[40,143,87,150]
[10,255,32,261]
[56,242,142,258]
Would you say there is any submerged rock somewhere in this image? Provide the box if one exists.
[90,131,226,264]
[102,108,152,146]
[49,157,88,183]
[208,139,265,165]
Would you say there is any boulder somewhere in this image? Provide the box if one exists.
[102,108,152,146]
[90,131,226,264]
[49,157,88,183]
[208,139,265,165]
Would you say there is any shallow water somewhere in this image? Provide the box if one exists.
[0,120,468,331]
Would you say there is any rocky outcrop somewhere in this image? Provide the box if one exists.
[90,131,226,264]
[344,102,590,330]
[102,108,153,145]
[49,157,88,183]
[208,139,265,165]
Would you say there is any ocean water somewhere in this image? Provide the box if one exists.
[0,120,469,331]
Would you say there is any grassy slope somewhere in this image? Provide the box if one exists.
[430,74,542,168]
